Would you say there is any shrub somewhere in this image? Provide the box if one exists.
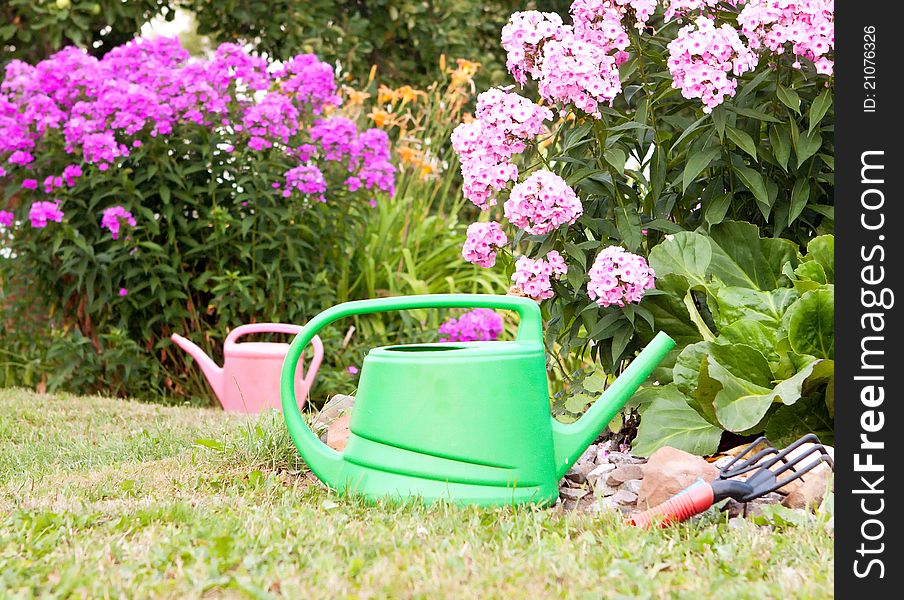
[183,0,573,88]
[1,0,173,64]
[0,37,394,400]
[452,0,834,377]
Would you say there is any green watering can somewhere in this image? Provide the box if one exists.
[281,294,674,506]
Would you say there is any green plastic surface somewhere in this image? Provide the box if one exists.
[281,294,674,506]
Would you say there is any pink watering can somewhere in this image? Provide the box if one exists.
[171,324,323,414]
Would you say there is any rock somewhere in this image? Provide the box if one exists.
[577,445,598,465]
[565,460,596,484]
[588,497,619,513]
[586,463,616,482]
[622,479,643,495]
[612,489,638,506]
[607,451,646,465]
[313,394,355,429]
[560,486,588,501]
[595,446,612,464]
[606,464,644,485]
[783,470,833,511]
[637,446,720,509]
[593,481,620,497]
[325,414,351,451]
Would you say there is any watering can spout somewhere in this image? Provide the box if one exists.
[551,331,675,478]
[170,333,224,399]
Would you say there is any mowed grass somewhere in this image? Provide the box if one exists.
[0,389,833,598]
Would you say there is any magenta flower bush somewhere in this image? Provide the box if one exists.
[0,37,395,398]
[453,0,833,369]
[438,308,504,343]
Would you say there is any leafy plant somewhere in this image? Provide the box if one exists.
[629,224,834,456]
[450,2,834,377]
[1,0,173,64]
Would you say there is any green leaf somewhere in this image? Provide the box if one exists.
[788,178,810,225]
[648,231,711,289]
[765,393,834,448]
[794,130,823,167]
[726,127,758,161]
[682,148,721,193]
[704,193,731,226]
[705,344,775,432]
[776,85,801,114]
[808,88,833,134]
[604,148,627,175]
[729,106,782,123]
[719,319,781,361]
[159,184,171,204]
[710,286,798,329]
[769,125,791,171]
[734,166,770,217]
[708,221,799,290]
[806,235,834,282]
[784,287,834,359]
[673,341,713,396]
[631,384,722,456]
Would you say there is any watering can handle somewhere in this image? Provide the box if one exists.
[280,295,544,483]
[226,323,324,397]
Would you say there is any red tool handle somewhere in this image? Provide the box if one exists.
[628,480,715,528]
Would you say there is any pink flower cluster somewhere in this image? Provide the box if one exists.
[501,11,570,85]
[503,170,583,235]
[667,17,759,112]
[0,210,13,227]
[587,246,655,307]
[511,251,568,300]
[461,221,508,268]
[501,3,634,117]
[284,165,327,201]
[438,308,504,343]
[451,89,552,208]
[738,0,834,75]
[0,36,394,208]
[29,200,64,228]
[100,205,136,239]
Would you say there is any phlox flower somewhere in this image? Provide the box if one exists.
[511,251,569,301]
[667,17,758,112]
[100,205,136,239]
[462,221,508,268]
[587,246,655,307]
[438,308,504,342]
[0,210,14,228]
[29,200,64,228]
[504,170,583,235]
[738,0,834,75]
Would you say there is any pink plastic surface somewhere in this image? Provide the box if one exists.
[171,323,323,414]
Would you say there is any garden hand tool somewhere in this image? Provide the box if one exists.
[171,324,323,414]
[281,294,674,506]
[629,434,834,527]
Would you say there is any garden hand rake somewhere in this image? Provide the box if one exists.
[629,434,834,528]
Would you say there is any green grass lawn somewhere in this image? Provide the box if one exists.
[0,389,833,598]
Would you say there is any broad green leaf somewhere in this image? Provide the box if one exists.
[765,394,834,448]
[808,88,832,134]
[789,178,810,225]
[784,287,834,359]
[631,384,723,456]
[708,221,799,290]
[639,274,706,349]
[648,231,711,289]
[673,341,713,396]
[777,85,801,114]
[719,319,781,361]
[682,148,721,192]
[726,127,758,161]
[806,235,834,282]
[616,203,642,251]
[710,286,798,329]
[706,344,775,432]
